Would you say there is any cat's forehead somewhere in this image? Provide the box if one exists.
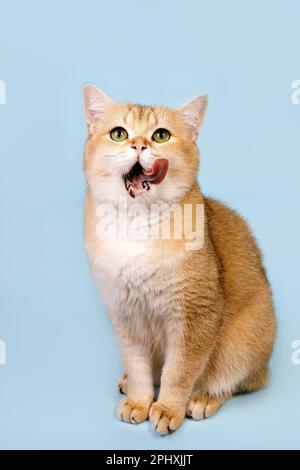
[114,104,175,132]
[124,105,157,125]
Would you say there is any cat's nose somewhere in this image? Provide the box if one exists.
[131,138,148,155]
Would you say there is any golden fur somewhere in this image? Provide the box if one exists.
[83,85,276,435]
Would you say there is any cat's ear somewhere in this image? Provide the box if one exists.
[177,95,208,140]
[83,84,115,134]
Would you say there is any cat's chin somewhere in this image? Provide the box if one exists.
[123,159,169,199]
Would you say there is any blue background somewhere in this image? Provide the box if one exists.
[0,0,299,450]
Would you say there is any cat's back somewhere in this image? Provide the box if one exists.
[204,196,270,304]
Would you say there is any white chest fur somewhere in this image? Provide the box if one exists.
[87,236,184,351]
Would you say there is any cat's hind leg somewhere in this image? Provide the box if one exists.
[186,295,274,421]
[117,372,128,394]
[186,393,230,420]
[236,364,270,394]
[186,362,269,421]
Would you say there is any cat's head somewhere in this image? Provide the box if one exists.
[83,85,207,205]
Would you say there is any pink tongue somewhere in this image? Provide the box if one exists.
[142,158,169,184]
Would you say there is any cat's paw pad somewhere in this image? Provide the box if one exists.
[117,398,149,424]
[186,395,224,420]
[117,372,128,394]
[149,402,185,435]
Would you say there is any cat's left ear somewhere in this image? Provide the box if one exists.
[177,95,208,140]
[83,84,115,134]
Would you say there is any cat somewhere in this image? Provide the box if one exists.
[83,84,276,435]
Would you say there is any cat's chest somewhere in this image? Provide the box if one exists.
[90,239,168,288]
[88,238,183,314]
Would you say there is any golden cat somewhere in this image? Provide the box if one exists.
[83,84,276,435]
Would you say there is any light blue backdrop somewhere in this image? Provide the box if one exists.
[0,0,299,450]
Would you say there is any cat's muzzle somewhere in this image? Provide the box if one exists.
[123,159,168,198]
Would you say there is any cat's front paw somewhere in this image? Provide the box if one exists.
[149,402,185,435]
[117,398,150,424]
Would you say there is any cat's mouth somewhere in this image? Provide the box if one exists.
[123,159,169,198]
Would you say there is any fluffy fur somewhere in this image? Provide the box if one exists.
[83,85,276,435]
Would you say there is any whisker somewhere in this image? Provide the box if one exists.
[104,152,128,158]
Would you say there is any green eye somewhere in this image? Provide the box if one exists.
[152,128,170,143]
[110,127,128,142]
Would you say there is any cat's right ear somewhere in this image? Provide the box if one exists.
[83,84,115,134]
